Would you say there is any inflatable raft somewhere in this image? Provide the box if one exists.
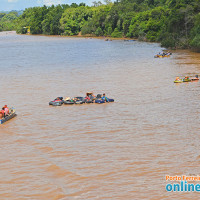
[191,78,199,81]
[63,100,74,105]
[183,78,191,82]
[74,97,85,104]
[174,80,183,83]
[191,75,199,81]
[0,110,17,124]
[95,99,105,104]
[95,98,114,104]
[49,97,64,106]
[49,101,62,106]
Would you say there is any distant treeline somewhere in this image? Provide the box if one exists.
[1,0,200,50]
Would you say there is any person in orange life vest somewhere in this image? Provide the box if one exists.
[1,107,5,118]
[175,77,181,81]
[55,97,61,101]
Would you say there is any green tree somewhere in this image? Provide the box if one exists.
[95,27,103,35]
[111,28,122,37]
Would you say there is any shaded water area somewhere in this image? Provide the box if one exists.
[0,31,200,199]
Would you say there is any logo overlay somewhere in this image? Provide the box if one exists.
[166,175,200,192]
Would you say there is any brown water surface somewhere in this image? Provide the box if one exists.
[0,31,200,199]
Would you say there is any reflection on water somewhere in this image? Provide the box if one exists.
[0,32,200,199]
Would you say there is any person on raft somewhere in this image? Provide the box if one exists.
[85,95,91,101]
[55,97,62,101]
[184,76,189,80]
[4,105,9,116]
[0,107,5,119]
[89,94,96,101]
[0,105,9,119]
[175,77,181,81]
[101,93,109,102]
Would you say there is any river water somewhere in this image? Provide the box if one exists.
[0,31,200,199]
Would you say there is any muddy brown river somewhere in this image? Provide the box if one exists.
[0,31,200,199]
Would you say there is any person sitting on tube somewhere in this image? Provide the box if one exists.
[1,107,5,118]
[101,93,109,102]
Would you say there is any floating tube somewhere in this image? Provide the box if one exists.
[49,101,63,105]
[85,100,93,104]
[174,80,183,83]
[191,78,199,81]
[95,99,105,104]
[108,98,114,102]
[49,101,62,106]
[52,97,64,104]
[183,79,191,82]
[75,101,84,104]
[49,101,53,105]
[63,100,74,105]
[73,97,85,104]
[0,111,17,124]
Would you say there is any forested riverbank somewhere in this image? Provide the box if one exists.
[1,0,200,50]
[0,11,19,31]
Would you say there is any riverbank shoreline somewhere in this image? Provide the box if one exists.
[18,31,138,41]
[22,33,200,52]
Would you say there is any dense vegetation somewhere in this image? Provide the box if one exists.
[2,0,200,50]
[0,11,19,31]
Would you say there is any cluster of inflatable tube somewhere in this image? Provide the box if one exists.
[49,94,114,106]
[154,52,172,58]
[174,75,199,83]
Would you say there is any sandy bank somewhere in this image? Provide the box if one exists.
[0,31,16,35]
[18,32,137,41]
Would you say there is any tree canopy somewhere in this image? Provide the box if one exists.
[1,0,200,50]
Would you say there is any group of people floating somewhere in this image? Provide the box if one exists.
[49,93,114,106]
[174,75,199,83]
[154,51,172,58]
[0,105,9,119]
